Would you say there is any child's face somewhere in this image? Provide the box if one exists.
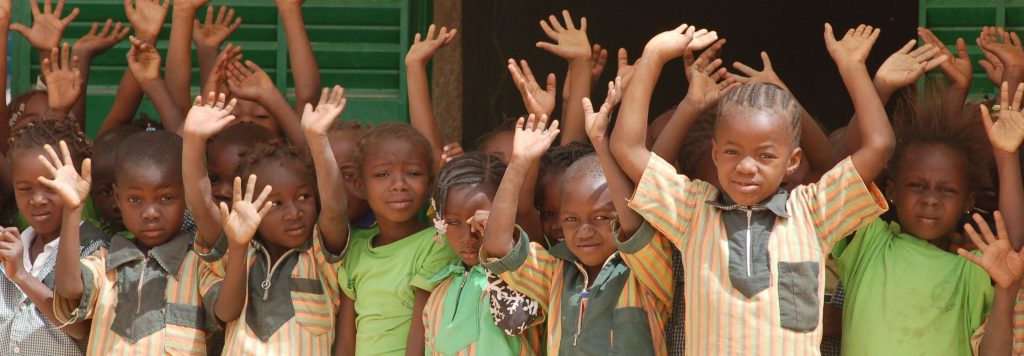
[207,141,247,206]
[10,93,48,131]
[887,143,974,241]
[711,111,801,206]
[329,131,370,221]
[478,131,513,164]
[560,175,618,268]
[252,161,318,250]
[90,153,124,232]
[115,166,186,248]
[231,99,282,138]
[537,169,565,242]
[443,185,494,266]
[11,149,64,239]
[358,139,432,225]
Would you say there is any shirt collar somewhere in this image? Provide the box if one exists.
[20,224,76,273]
[706,188,790,218]
[106,233,191,278]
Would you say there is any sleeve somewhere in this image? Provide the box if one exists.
[970,287,1024,355]
[794,156,888,250]
[198,256,225,332]
[311,226,345,307]
[627,153,711,250]
[410,233,458,292]
[53,254,107,325]
[193,231,229,263]
[481,227,559,312]
[616,222,673,306]
[487,271,545,335]
[833,217,886,284]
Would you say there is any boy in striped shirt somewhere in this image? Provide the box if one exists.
[609,24,894,355]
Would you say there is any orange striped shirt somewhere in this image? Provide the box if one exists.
[53,233,209,355]
[628,154,886,355]
[972,286,1024,354]
[198,227,343,355]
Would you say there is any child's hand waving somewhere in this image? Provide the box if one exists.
[42,43,81,115]
[958,212,1024,289]
[685,53,740,113]
[919,28,972,89]
[219,175,272,248]
[536,10,590,60]
[73,19,130,59]
[405,24,456,66]
[0,228,27,281]
[183,92,237,139]
[11,0,79,51]
[732,51,787,90]
[226,60,275,102]
[126,36,162,84]
[981,82,1024,154]
[193,5,241,49]
[583,76,622,145]
[642,24,718,64]
[124,0,169,44]
[507,58,556,118]
[36,141,91,210]
[301,85,347,137]
[824,23,880,66]
[873,39,946,92]
[510,114,560,163]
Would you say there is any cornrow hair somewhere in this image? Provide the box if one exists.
[8,117,92,167]
[886,88,993,192]
[677,112,716,176]
[539,141,596,181]
[355,123,434,177]
[7,90,46,129]
[235,139,316,185]
[716,82,802,145]
[432,152,507,216]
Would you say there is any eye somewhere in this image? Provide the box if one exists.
[759,152,777,159]
[271,201,282,207]
[256,115,272,120]
[298,193,311,201]
[539,211,556,219]
[724,149,739,156]
[161,194,177,202]
[594,215,611,221]
[940,187,958,194]
[342,172,355,180]
[374,171,389,178]
[128,196,141,203]
[563,216,578,222]
[98,187,114,197]
[407,170,422,177]
[209,175,220,184]
[907,182,924,190]
[445,219,461,226]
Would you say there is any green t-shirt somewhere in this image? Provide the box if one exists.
[424,262,524,356]
[338,226,458,356]
[833,218,994,356]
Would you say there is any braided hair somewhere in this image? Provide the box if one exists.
[235,139,316,186]
[8,118,92,168]
[716,82,802,146]
[432,152,506,216]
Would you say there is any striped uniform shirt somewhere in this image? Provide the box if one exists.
[197,227,343,355]
[53,233,209,355]
[972,286,1024,354]
[482,222,674,355]
[628,154,886,355]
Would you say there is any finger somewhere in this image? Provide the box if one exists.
[515,116,525,131]
[539,18,557,39]
[979,59,995,75]
[80,158,91,184]
[425,24,436,42]
[244,173,258,202]
[519,60,538,87]
[257,202,272,219]
[61,7,79,26]
[582,97,595,116]
[617,48,629,67]
[1014,32,1023,48]
[732,61,758,76]
[216,5,228,25]
[963,223,989,250]
[957,248,984,266]
[60,42,70,69]
[29,0,40,15]
[1001,81,1011,110]
[59,140,73,166]
[924,54,948,71]
[897,39,917,55]
[547,119,560,135]
[9,23,29,37]
[972,213,998,246]
[44,143,62,168]
[955,38,969,60]
[1014,83,1024,112]
[253,184,272,208]
[544,73,556,94]
[49,47,59,71]
[44,0,52,14]
[994,211,1009,245]
[219,201,230,222]
[548,14,565,32]
[561,10,575,30]
[37,153,58,176]
[232,176,242,204]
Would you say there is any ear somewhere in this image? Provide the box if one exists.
[963,191,976,213]
[113,183,123,207]
[786,147,803,176]
[710,140,719,168]
[354,178,367,200]
[885,179,896,200]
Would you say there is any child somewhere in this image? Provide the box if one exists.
[609,24,893,354]
[90,124,143,235]
[327,120,374,229]
[0,119,106,355]
[196,88,348,353]
[49,130,208,354]
[335,123,457,356]
[536,141,595,245]
[422,152,543,355]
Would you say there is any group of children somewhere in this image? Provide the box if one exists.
[0,0,1024,355]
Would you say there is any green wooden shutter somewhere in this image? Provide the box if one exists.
[11,0,428,137]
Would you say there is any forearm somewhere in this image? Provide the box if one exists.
[996,152,1024,249]
[840,62,895,182]
[560,59,590,144]
[978,283,1020,356]
[484,159,532,257]
[99,70,145,135]
[259,92,306,147]
[182,135,223,246]
[278,3,320,111]
[940,84,969,120]
[306,133,349,252]
[11,274,88,339]
[610,56,663,181]
[515,158,542,240]
[166,7,199,112]
[197,45,219,94]
[405,62,443,161]
[798,108,836,182]
[593,140,642,237]
[1002,66,1024,95]
[0,15,10,145]
[140,79,185,134]
[213,244,248,323]
[404,289,429,356]
[651,99,702,164]
[70,56,92,127]
[334,294,356,356]
[54,207,84,300]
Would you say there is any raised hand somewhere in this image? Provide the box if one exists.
[684,38,725,82]
[219,175,272,247]
[42,42,81,115]
[583,76,622,145]
[981,82,1024,154]
[616,48,634,89]
[202,43,240,95]
[0,228,27,281]
[589,43,608,85]
[36,141,91,209]
[301,85,347,137]
[183,91,237,139]
[978,26,1024,76]
[958,212,1024,289]
[226,59,275,102]
[405,24,456,66]
[685,55,740,113]
[510,114,560,163]
[824,23,880,66]
[73,19,130,59]
[467,210,489,235]
[733,51,788,90]
[536,10,591,60]
[873,39,946,91]
[507,58,556,118]
[193,5,241,49]
[642,24,717,63]
[919,28,972,89]
[11,0,80,51]
[440,142,464,166]
[125,35,161,83]
[124,0,169,44]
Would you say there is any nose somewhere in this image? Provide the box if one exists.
[142,204,160,222]
[576,223,596,239]
[389,175,409,192]
[921,190,940,206]
[736,156,757,175]
[281,201,302,221]
[29,191,49,207]
[212,181,232,203]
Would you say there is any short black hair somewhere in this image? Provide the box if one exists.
[716,82,802,146]
[209,122,276,150]
[115,130,183,184]
[235,139,315,185]
[94,124,145,163]
[562,154,605,184]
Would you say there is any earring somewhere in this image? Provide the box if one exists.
[430,199,447,244]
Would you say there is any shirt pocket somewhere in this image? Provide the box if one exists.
[611,307,654,356]
[291,277,333,336]
[777,261,820,332]
[164,303,207,354]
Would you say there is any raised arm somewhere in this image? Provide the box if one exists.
[11,0,78,66]
[482,114,559,258]
[226,60,306,146]
[978,27,1024,94]
[214,174,271,323]
[918,28,972,117]
[301,86,350,254]
[823,24,896,183]
[194,6,240,90]
[98,0,168,134]
[126,36,185,133]
[36,141,91,301]
[957,212,1024,356]
[276,0,320,111]
[981,82,1024,249]
[507,58,556,119]
[40,43,80,118]
[405,24,457,162]
[182,92,238,247]
[71,19,130,123]
[584,77,643,236]
[166,0,209,111]
[536,10,591,144]
[0,0,11,152]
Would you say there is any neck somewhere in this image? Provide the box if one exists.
[374,218,428,247]
[263,240,290,264]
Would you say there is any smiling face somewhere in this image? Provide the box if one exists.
[712,110,801,206]
[887,143,974,241]
[231,99,281,138]
[537,169,566,242]
[357,139,432,225]
[560,174,618,269]
[250,160,319,250]
[12,149,64,240]
[207,141,248,206]
[329,130,370,222]
[442,185,494,266]
[115,165,186,248]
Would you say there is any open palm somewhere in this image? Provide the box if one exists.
[125,0,169,43]
[227,60,274,102]
[824,23,879,65]
[11,0,78,51]
[220,175,272,247]
[301,85,347,136]
[982,82,1024,154]
[958,212,1024,289]
[511,114,560,162]
[184,92,237,139]
[875,40,945,90]
[507,59,555,117]
[36,141,91,209]
[193,6,241,48]
[583,77,621,144]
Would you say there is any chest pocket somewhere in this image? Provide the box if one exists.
[777,261,820,332]
[610,307,654,355]
[292,277,333,335]
[165,303,207,353]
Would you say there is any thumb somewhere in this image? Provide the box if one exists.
[823,23,836,46]
[9,23,28,37]
[219,201,230,222]
[536,42,559,55]
[81,158,92,184]
[582,97,594,116]
[618,48,629,66]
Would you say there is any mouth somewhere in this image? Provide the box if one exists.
[385,199,415,210]
[29,211,53,222]
[138,228,165,238]
[916,215,941,225]
[732,180,759,194]
[575,242,603,252]
[284,225,307,236]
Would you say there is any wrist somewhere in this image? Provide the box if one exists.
[8,269,30,284]
[871,78,895,102]
[993,149,1020,160]
[404,58,428,69]
[227,239,249,252]
[508,156,539,171]
[173,5,201,16]
[835,60,868,72]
